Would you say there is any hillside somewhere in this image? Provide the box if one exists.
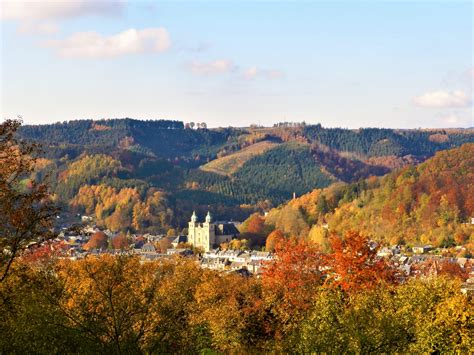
[200,140,279,175]
[19,118,474,233]
[264,143,474,250]
[186,142,335,205]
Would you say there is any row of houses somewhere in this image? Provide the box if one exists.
[382,252,471,278]
[200,249,275,275]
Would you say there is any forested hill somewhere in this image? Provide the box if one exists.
[20,119,474,161]
[264,143,474,250]
[19,118,234,161]
[19,118,474,233]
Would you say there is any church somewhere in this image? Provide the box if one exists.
[187,211,240,252]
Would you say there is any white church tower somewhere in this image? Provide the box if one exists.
[187,211,215,252]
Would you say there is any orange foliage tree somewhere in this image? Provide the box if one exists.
[246,213,265,234]
[22,240,68,265]
[83,231,108,250]
[111,233,129,250]
[262,237,324,337]
[265,229,285,252]
[158,237,172,253]
[324,231,396,293]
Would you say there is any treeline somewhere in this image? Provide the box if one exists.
[20,119,474,162]
[19,118,233,161]
[303,125,474,157]
[0,234,471,353]
[20,118,184,143]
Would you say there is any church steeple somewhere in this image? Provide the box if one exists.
[205,211,212,224]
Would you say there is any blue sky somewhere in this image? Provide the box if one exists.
[1,0,472,128]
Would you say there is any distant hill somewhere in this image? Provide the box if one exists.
[18,118,474,233]
[264,143,474,250]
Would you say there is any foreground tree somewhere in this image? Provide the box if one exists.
[324,231,396,293]
[192,271,269,352]
[262,237,324,341]
[0,119,57,281]
[295,276,472,353]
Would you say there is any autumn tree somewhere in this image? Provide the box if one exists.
[52,256,168,353]
[0,119,58,281]
[265,229,285,252]
[240,213,267,247]
[324,231,396,293]
[295,276,472,353]
[228,238,249,250]
[262,237,324,338]
[192,270,268,352]
[158,237,172,253]
[111,233,130,250]
[21,240,68,266]
[245,213,265,234]
[83,231,108,250]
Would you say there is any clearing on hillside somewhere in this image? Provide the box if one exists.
[200,141,280,175]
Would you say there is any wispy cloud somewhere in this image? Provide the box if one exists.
[17,22,59,35]
[189,59,236,75]
[1,0,124,21]
[188,60,283,80]
[41,28,171,59]
[241,66,284,80]
[412,90,471,108]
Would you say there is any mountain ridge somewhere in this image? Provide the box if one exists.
[18,118,474,233]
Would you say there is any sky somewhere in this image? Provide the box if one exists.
[1,0,473,128]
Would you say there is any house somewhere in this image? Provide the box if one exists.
[81,215,94,222]
[250,251,274,261]
[171,235,188,248]
[412,245,432,254]
[166,248,192,256]
[377,247,393,258]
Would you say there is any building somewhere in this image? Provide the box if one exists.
[412,245,432,254]
[187,211,239,252]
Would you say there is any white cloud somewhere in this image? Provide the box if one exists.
[412,90,471,108]
[189,59,236,75]
[1,0,124,21]
[17,22,59,35]
[188,61,284,80]
[42,28,171,58]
